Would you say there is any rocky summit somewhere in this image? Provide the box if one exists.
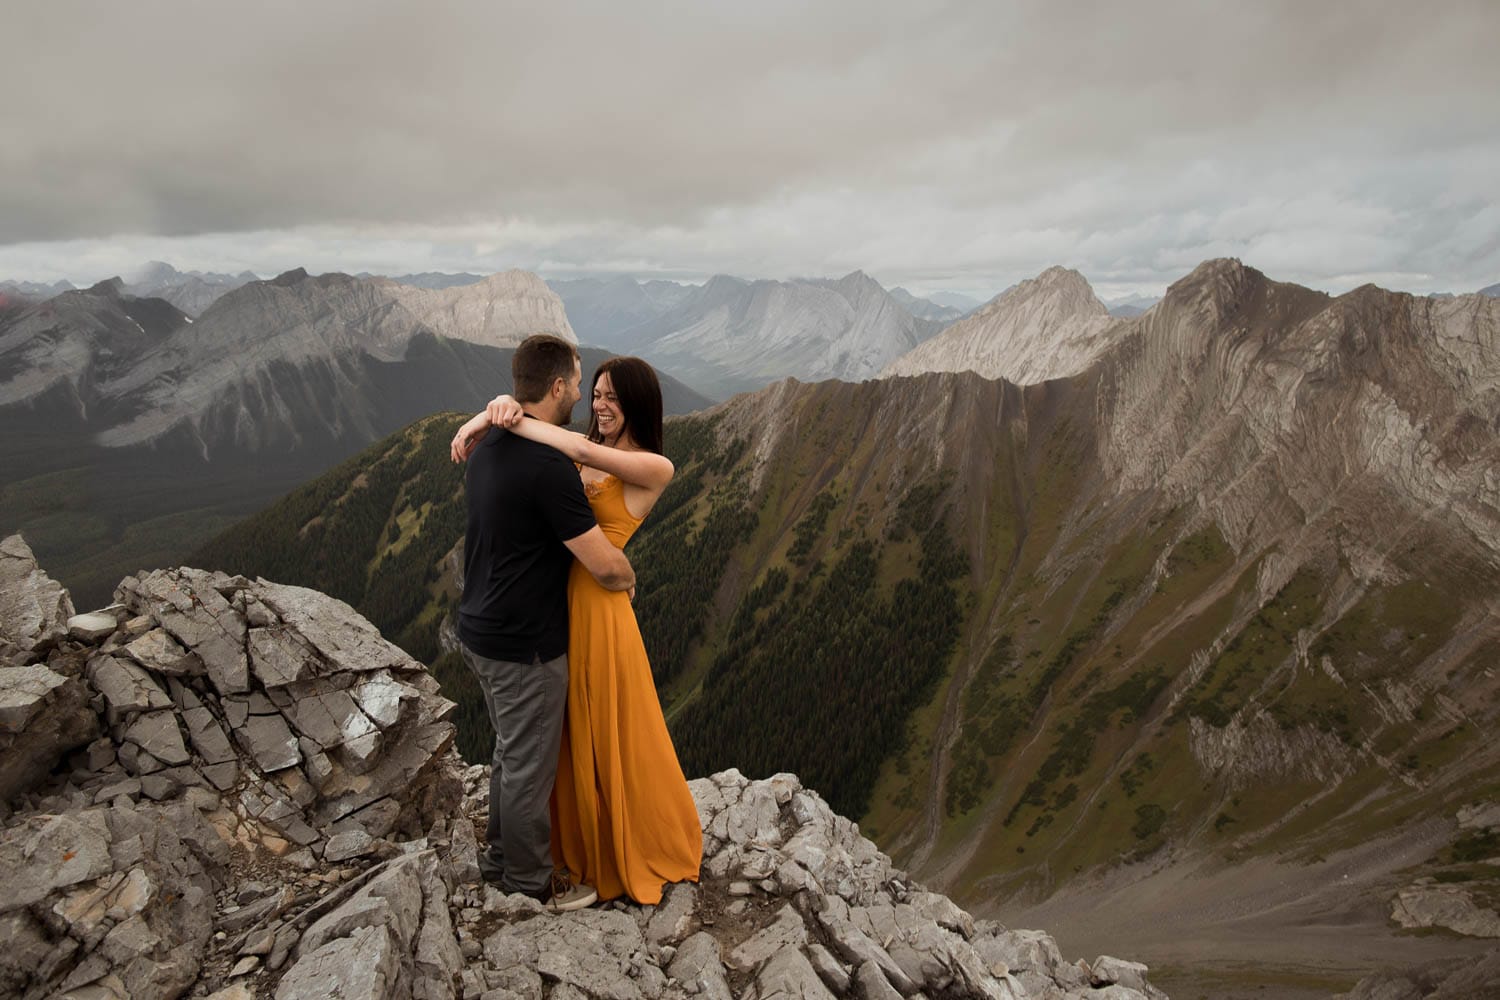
[0,533,1167,1000]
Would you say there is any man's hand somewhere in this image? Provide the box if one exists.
[486,395,525,428]
[563,527,635,592]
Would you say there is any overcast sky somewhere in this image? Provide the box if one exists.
[3,1,1497,300]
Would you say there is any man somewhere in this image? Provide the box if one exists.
[457,333,635,911]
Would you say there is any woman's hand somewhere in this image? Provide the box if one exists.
[449,412,492,463]
[486,394,524,428]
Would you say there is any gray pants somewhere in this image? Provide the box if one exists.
[461,644,568,895]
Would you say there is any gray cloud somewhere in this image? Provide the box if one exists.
[3,1,1498,296]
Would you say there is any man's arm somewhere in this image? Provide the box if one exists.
[563,527,635,591]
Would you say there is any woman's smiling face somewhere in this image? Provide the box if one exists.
[592,371,624,443]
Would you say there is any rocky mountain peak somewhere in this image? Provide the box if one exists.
[880,265,1124,383]
[992,265,1105,319]
[0,537,1168,999]
[86,277,127,298]
[133,260,181,284]
[1155,257,1272,320]
[271,267,310,287]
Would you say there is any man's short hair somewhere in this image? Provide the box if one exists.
[512,334,579,403]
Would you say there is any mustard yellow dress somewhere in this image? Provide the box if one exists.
[550,473,702,903]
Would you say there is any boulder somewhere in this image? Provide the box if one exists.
[1391,885,1500,937]
[0,662,98,802]
[0,534,74,660]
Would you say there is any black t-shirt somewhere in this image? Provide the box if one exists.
[457,422,598,662]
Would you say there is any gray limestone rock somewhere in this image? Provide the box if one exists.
[752,948,837,1000]
[122,711,191,766]
[816,899,918,995]
[646,880,698,946]
[1090,956,1156,995]
[235,712,302,772]
[448,811,481,886]
[971,927,1087,995]
[87,655,172,717]
[183,705,237,764]
[0,810,114,912]
[275,924,401,1000]
[355,669,408,728]
[254,580,414,676]
[1391,885,1500,937]
[220,886,295,933]
[122,628,202,676]
[413,855,463,1000]
[0,534,74,658]
[806,943,852,995]
[667,932,732,1000]
[0,662,70,732]
[856,960,905,1000]
[1457,801,1500,831]
[120,570,248,696]
[298,853,426,958]
[324,829,376,862]
[280,684,377,751]
[727,904,808,972]
[68,612,119,642]
[248,625,318,687]
[488,907,647,1000]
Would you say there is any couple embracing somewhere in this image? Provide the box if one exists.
[450,334,701,911]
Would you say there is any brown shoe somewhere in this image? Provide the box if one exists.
[544,869,597,913]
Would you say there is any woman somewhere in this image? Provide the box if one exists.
[451,356,702,905]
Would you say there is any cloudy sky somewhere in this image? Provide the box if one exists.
[4,1,1497,300]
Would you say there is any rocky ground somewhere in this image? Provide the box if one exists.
[2,532,1494,999]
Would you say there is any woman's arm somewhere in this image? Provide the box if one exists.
[449,411,494,463]
[509,418,674,490]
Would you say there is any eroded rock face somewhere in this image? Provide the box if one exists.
[0,549,463,998]
[0,533,75,661]
[0,542,1165,999]
[1391,884,1500,938]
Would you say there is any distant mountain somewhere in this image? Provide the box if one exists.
[626,270,945,399]
[0,278,190,419]
[928,290,985,312]
[1480,282,1500,297]
[203,259,1500,984]
[377,271,488,290]
[547,276,695,348]
[0,268,707,606]
[1103,293,1161,319]
[882,266,1127,383]
[123,261,259,316]
[0,278,77,302]
[889,287,967,323]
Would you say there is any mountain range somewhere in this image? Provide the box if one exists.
[0,269,708,607]
[191,257,1500,989]
[545,272,978,398]
[607,270,950,399]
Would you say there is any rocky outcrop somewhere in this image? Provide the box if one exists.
[1390,884,1500,938]
[0,539,1165,999]
[453,767,1165,1000]
[0,533,75,660]
[1339,948,1500,999]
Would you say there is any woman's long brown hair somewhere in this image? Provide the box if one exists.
[586,356,664,455]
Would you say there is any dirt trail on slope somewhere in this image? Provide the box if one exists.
[980,818,1495,998]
